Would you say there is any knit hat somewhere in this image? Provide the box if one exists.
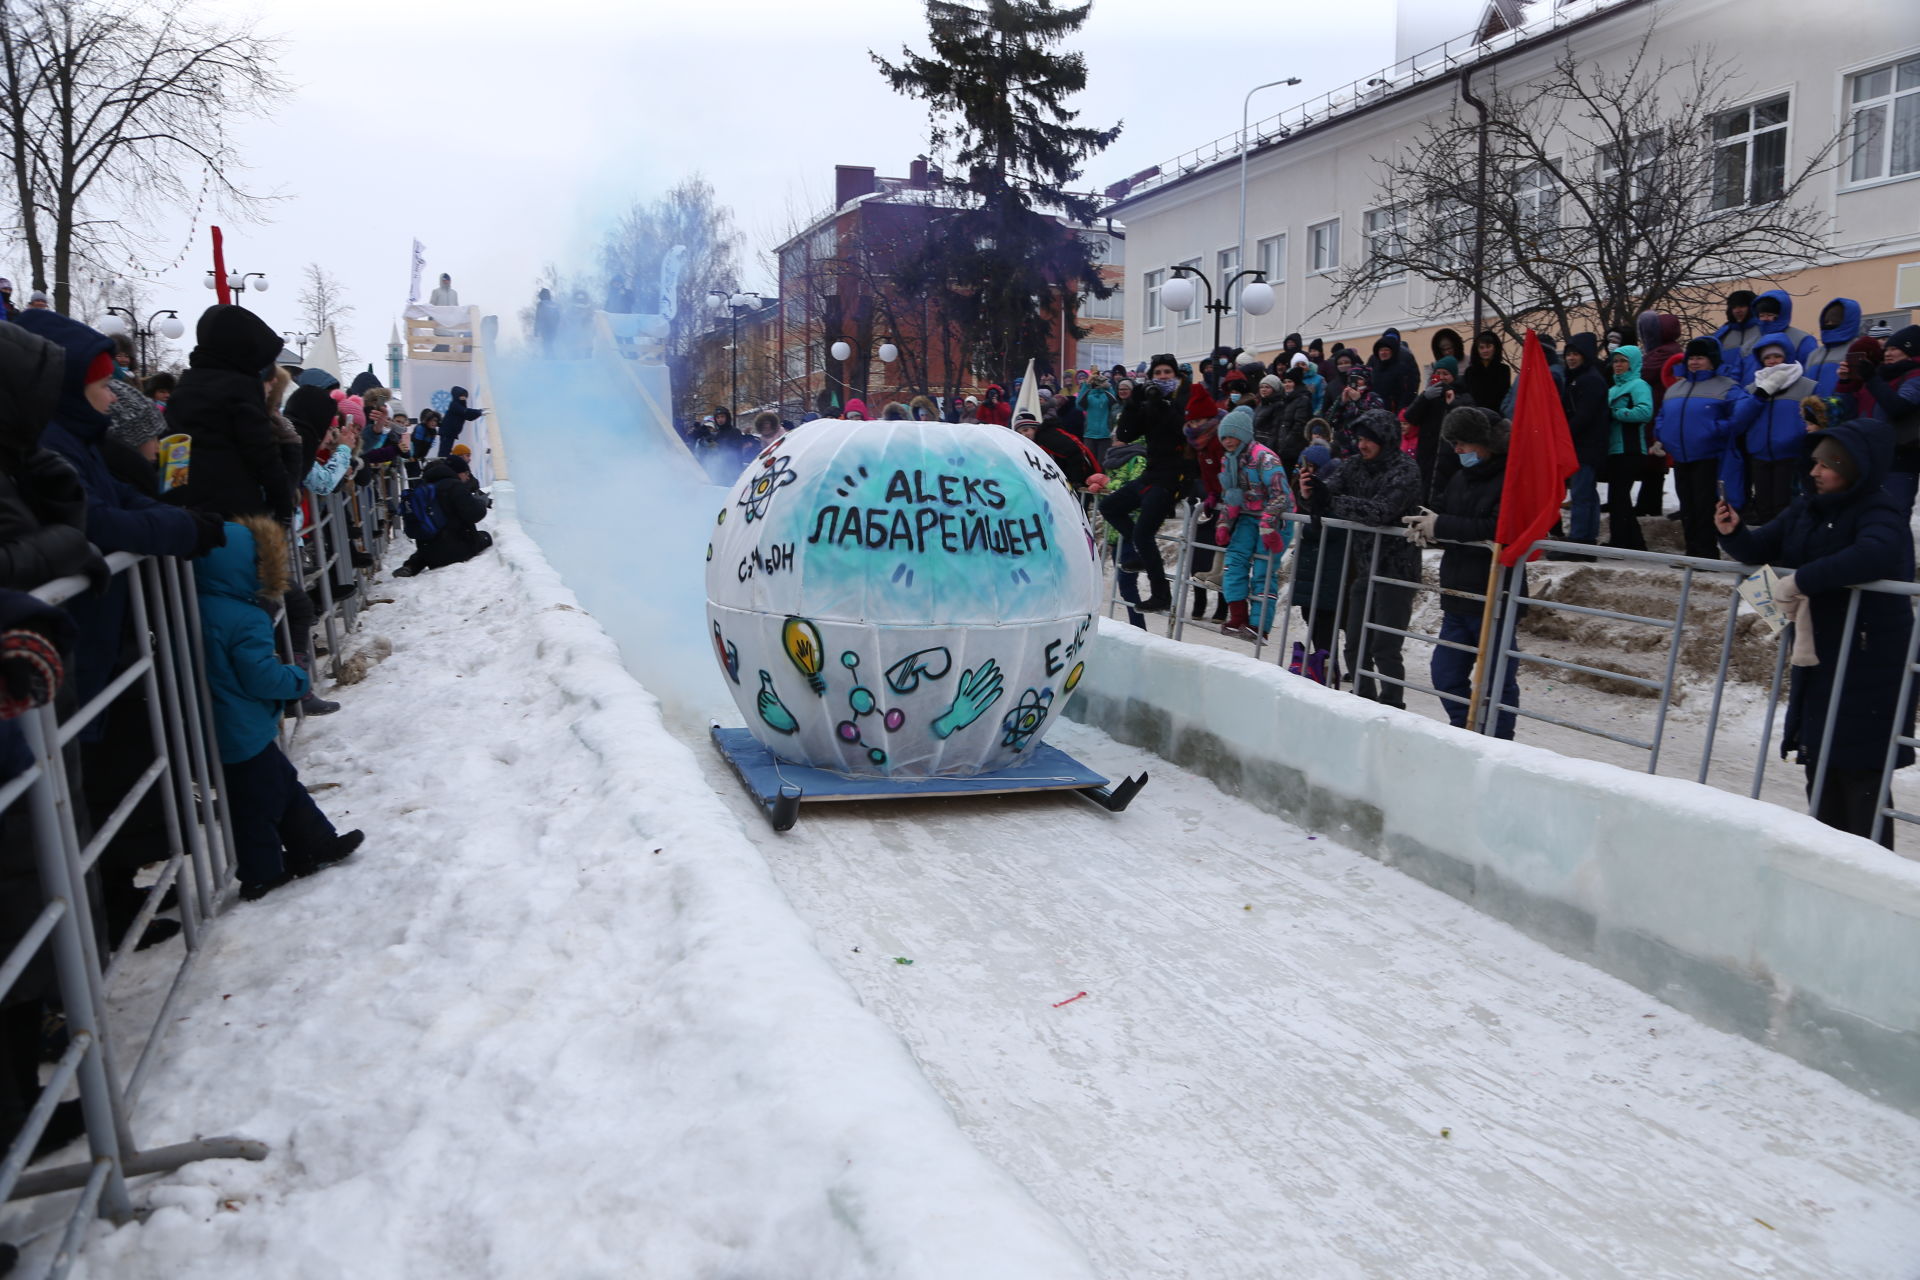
[1260,373,1282,393]
[1289,352,1311,369]
[1218,405,1255,446]
[1886,325,1920,359]
[1299,442,1333,470]
[83,350,115,385]
[1684,336,1722,362]
[450,443,472,458]
[28,290,48,305]
[1346,368,1371,387]
[1432,355,1459,377]
[1440,405,1508,452]
[843,398,868,419]
[1755,294,1782,316]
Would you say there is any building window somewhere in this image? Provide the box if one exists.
[1599,134,1660,205]
[1307,220,1340,274]
[1080,286,1123,320]
[1217,247,1241,313]
[1513,163,1560,246]
[1255,234,1286,285]
[1084,341,1123,370]
[1430,198,1472,270]
[1847,57,1920,184]
[1175,257,1202,323]
[1144,269,1165,330]
[1712,96,1789,209]
[1361,207,1405,280]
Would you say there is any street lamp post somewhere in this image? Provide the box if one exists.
[1162,267,1276,380]
[828,338,901,416]
[98,307,186,377]
[1237,76,1301,346]
[708,290,767,424]
[282,330,318,359]
[206,270,270,296]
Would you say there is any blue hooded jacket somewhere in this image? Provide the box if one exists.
[1748,289,1815,378]
[1727,335,1819,497]
[1802,298,1862,398]
[1656,359,1745,497]
[194,518,307,763]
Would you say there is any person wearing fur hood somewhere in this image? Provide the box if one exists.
[194,514,363,898]
[1211,405,1294,640]
[1404,406,1521,738]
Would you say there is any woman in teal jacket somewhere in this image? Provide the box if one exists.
[1605,345,1653,550]
[1076,371,1119,466]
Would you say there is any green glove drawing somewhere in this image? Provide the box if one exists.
[931,658,1004,739]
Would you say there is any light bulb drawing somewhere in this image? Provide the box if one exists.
[781,616,826,695]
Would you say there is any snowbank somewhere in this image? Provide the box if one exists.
[72,488,1093,1279]
[1069,620,1920,1117]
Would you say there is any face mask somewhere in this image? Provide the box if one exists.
[1152,377,1178,395]
[1457,450,1482,468]
[1229,393,1242,404]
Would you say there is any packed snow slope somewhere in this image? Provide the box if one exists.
[55,493,1093,1280]
[478,374,1920,1278]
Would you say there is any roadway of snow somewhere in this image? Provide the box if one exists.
[685,714,1920,1280]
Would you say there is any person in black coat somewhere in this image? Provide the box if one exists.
[436,386,484,457]
[394,458,492,576]
[1403,357,1475,501]
[1458,330,1512,413]
[1404,406,1520,738]
[1365,329,1419,414]
[1560,333,1611,551]
[0,323,108,591]
[1715,421,1916,847]
[1100,353,1192,613]
[161,304,292,522]
[1307,409,1423,707]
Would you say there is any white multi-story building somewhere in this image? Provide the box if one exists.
[1105,0,1920,366]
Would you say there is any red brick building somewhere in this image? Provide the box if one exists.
[774,160,1125,419]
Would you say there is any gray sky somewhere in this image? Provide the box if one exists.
[113,0,1399,370]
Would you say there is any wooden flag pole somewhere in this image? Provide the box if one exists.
[1466,545,1504,734]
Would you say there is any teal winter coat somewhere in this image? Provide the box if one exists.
[194,518,307,762]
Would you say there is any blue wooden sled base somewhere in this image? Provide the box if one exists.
[709,725,1149,833]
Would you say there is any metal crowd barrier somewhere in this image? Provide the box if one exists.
[1095,497,1917,853]
[3,462,400,1276]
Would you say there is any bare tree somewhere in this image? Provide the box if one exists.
[297,262,356,363]
[1319,31,1844,343]
[0,0,286,314]
[598,174,742,421]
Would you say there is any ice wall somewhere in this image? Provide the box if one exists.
[1069,620,1920,1116]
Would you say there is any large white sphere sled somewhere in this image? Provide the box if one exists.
[706,418,1104,778]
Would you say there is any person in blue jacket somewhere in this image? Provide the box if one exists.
[12,307,221,729]
[1654,336,1746,559]
[1802,298,1862,398]
[1712,290,1763,381]
[1715,422,1915,848]
[1731,336,1818,524]
[1747,290,1815,376]
[1075,369,1118,467]
[195,515,363,900]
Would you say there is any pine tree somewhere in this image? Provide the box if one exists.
[874,0,1121,390]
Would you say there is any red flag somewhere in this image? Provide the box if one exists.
[1494,328,1579,566]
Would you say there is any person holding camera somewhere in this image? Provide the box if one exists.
[1100,353,1192,613]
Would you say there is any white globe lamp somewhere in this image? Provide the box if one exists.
[158,315,186,340]
[1241,279,1276,316]
[877,341,899,364]
[1161,275,1196,314]
[830,340,853,362]
[95,315,128,337]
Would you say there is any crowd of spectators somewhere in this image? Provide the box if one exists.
[0,298,495,1233]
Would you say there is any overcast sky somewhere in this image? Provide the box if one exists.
[105,0,1401,368]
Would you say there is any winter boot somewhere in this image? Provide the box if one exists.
[1211,593,1230,622]
[296,655,339,717]
[1304,648,1330,685]
[1139,579,1173,613]
[1289,641,1306,675]
[1220,599,1254,640]
[292,829,364,878]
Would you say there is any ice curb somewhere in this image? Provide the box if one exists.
[1070,617,1920,1117]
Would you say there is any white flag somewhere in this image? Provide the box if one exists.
[409,239,426,304]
